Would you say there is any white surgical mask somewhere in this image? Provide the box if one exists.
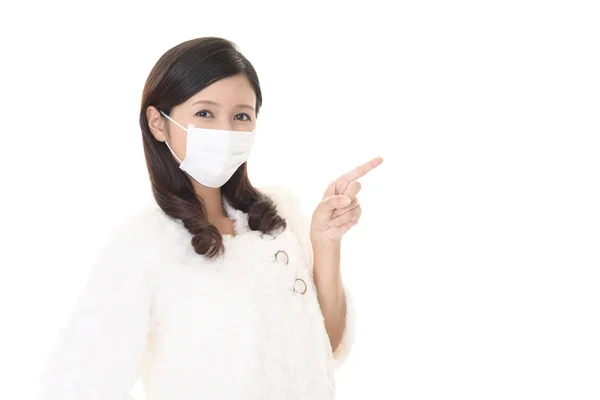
[159,111,256,187]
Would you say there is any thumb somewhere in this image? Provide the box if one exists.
[319,195,352,212]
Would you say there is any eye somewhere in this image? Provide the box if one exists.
[195,110,213,118]
[235,113,252,122]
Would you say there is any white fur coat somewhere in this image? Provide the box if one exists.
[38,185,355,400]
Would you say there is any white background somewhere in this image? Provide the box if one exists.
[1,1,599,399]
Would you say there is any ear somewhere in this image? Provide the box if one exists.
[146,106,168,142]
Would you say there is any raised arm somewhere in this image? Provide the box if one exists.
[264,185,357,370]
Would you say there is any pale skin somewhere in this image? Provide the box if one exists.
[310,156,384,353]
[146,73,384,354]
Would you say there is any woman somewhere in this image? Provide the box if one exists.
[39,37,383,399]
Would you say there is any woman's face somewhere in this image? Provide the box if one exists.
[159,73,257,163]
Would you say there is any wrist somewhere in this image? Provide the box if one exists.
[310,232,341,253]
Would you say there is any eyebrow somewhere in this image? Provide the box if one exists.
[192,99,255,111]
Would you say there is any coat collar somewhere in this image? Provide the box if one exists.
[222,196,250,236]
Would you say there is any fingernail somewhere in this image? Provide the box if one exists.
[341,196,351,205]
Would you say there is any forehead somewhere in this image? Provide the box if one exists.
[188,74,256,105]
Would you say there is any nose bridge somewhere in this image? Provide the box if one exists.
[216,119,234,131]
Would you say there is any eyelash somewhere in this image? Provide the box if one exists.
[195,110,252,121]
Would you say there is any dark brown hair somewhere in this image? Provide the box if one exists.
[139,37,286,260]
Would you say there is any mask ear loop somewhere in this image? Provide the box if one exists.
[159,110,188,131]
[158,110,188,164]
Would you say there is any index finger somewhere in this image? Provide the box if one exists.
[339,156,384,183]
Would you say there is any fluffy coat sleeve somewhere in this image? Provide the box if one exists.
[262,185,357,370]
[38,213,160,400]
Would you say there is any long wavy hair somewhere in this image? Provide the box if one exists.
[139,37,286,260]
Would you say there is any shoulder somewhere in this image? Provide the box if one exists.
[97,202,181,261]
[258,185,314,267]
[257,185,304,219]
[109,202,172,240]
[257,184,312,235]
